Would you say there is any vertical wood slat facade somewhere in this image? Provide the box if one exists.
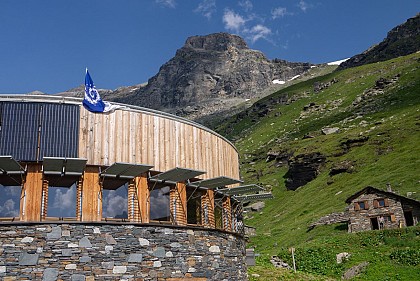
[78,107,239,181]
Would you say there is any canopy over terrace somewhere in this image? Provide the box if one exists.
[0,96,272,233]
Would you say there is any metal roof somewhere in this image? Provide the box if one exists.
[43,157,87,176]
[191,176,242,189]
[233,193,274,202]
[0,156,26,185]
[100,162,154,190]
[217,184,264,195]
[149,167,205,183]
[100,162,153,179]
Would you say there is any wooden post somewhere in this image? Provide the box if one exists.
[76,178,83,221]
[41,179,49,220]
[171,182,187,226]
[128,180,135,222]
[222,196,232,231]
[21,164,43,222]
[81,166,101,221]
[290,247,296,273]
[136,174,149,223]
[202,190,215,228]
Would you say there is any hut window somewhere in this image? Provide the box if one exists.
[374,198,388,208]
[149,183,170,222]
[47,184,77,219]
[0,185,21,219]
[355,201,369,211]
[102,183,128,220]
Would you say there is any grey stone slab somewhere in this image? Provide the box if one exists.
[79,255,91,263]
[43,268,58,281]
[79,237,92,248]
[153,247,166,258]
[19,252,39,266]
[105,234,117,245]
[62,249,73,257]
[128,253,143,263]
[47,226,62,240]
[71,274,86,281]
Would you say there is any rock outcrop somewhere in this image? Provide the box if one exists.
[338,13,420,70]
[110,33,314,120]
[284,152,326,190]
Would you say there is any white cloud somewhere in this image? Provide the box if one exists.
[271,7,287,19]
[0,199,19,217]
[156,0,176,8]
[223,9,246,32]
[298,0,310,12]
[52,186,76,211]
[238,0,253,12]
[195,0,216,19]
[103,190,128,218]
[246,24,272,43]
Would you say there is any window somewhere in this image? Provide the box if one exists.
[47,184,77,219]
[354,201,369,211]
[149,183,171,222]
[102,183,128,220]
[187,188,202,225]
[0,185,21,219]
[374,198,389,208]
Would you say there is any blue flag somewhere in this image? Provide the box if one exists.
[83,69,106,112]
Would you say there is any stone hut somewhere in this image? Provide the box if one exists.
[346,186,420,233]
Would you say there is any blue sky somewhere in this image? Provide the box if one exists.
[0,0,418,94]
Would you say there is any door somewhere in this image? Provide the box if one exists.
[370,217,379,230]
[404,211,414,226]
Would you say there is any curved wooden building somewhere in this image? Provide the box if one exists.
[0,95,258,233]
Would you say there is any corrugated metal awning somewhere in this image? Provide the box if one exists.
[190,176,242,189]
[0,156,25,185]
[217,184,264,195]
[43,157,87,176]
[100,162,153,190]
[149,167,205,183]
[233,193,274,202]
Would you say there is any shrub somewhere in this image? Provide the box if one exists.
[389,249,420,266]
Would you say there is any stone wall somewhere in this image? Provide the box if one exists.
[348,192,405,233]
[0,222,247,281]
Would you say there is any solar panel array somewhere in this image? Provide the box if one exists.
[0,102,79,161]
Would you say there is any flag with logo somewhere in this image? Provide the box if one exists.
[83,69,123,113]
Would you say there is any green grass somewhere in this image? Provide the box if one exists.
[215,53,420,280]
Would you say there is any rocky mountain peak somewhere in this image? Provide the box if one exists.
[112,32,314,122]
[184,32,248,51]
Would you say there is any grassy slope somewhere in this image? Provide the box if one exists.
[215,53,420,280]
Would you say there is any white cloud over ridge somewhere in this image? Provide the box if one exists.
[223,9,246,32]
[156,0,176,8]
[238,0,253,12]
[298,0,310,12]
[195,0,216,19]
[0,199,19,217]
[246,24,272,43]
[271,7,287,19]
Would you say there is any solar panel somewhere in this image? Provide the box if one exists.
[217,184,264,195]
[233,193,274,202]
[149,167,205,182]
[100,162,154,179]
[43,157,87,176]
[191,176,243,189]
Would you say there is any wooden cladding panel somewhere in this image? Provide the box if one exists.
[79,108,240,180]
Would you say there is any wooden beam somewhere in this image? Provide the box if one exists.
[222,197,232,231]
[136,175,149,223]
[170,182,187,226]
[81,166,101,221]
[21,164,43,222]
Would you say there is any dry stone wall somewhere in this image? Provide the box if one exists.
[0,223,247,281]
